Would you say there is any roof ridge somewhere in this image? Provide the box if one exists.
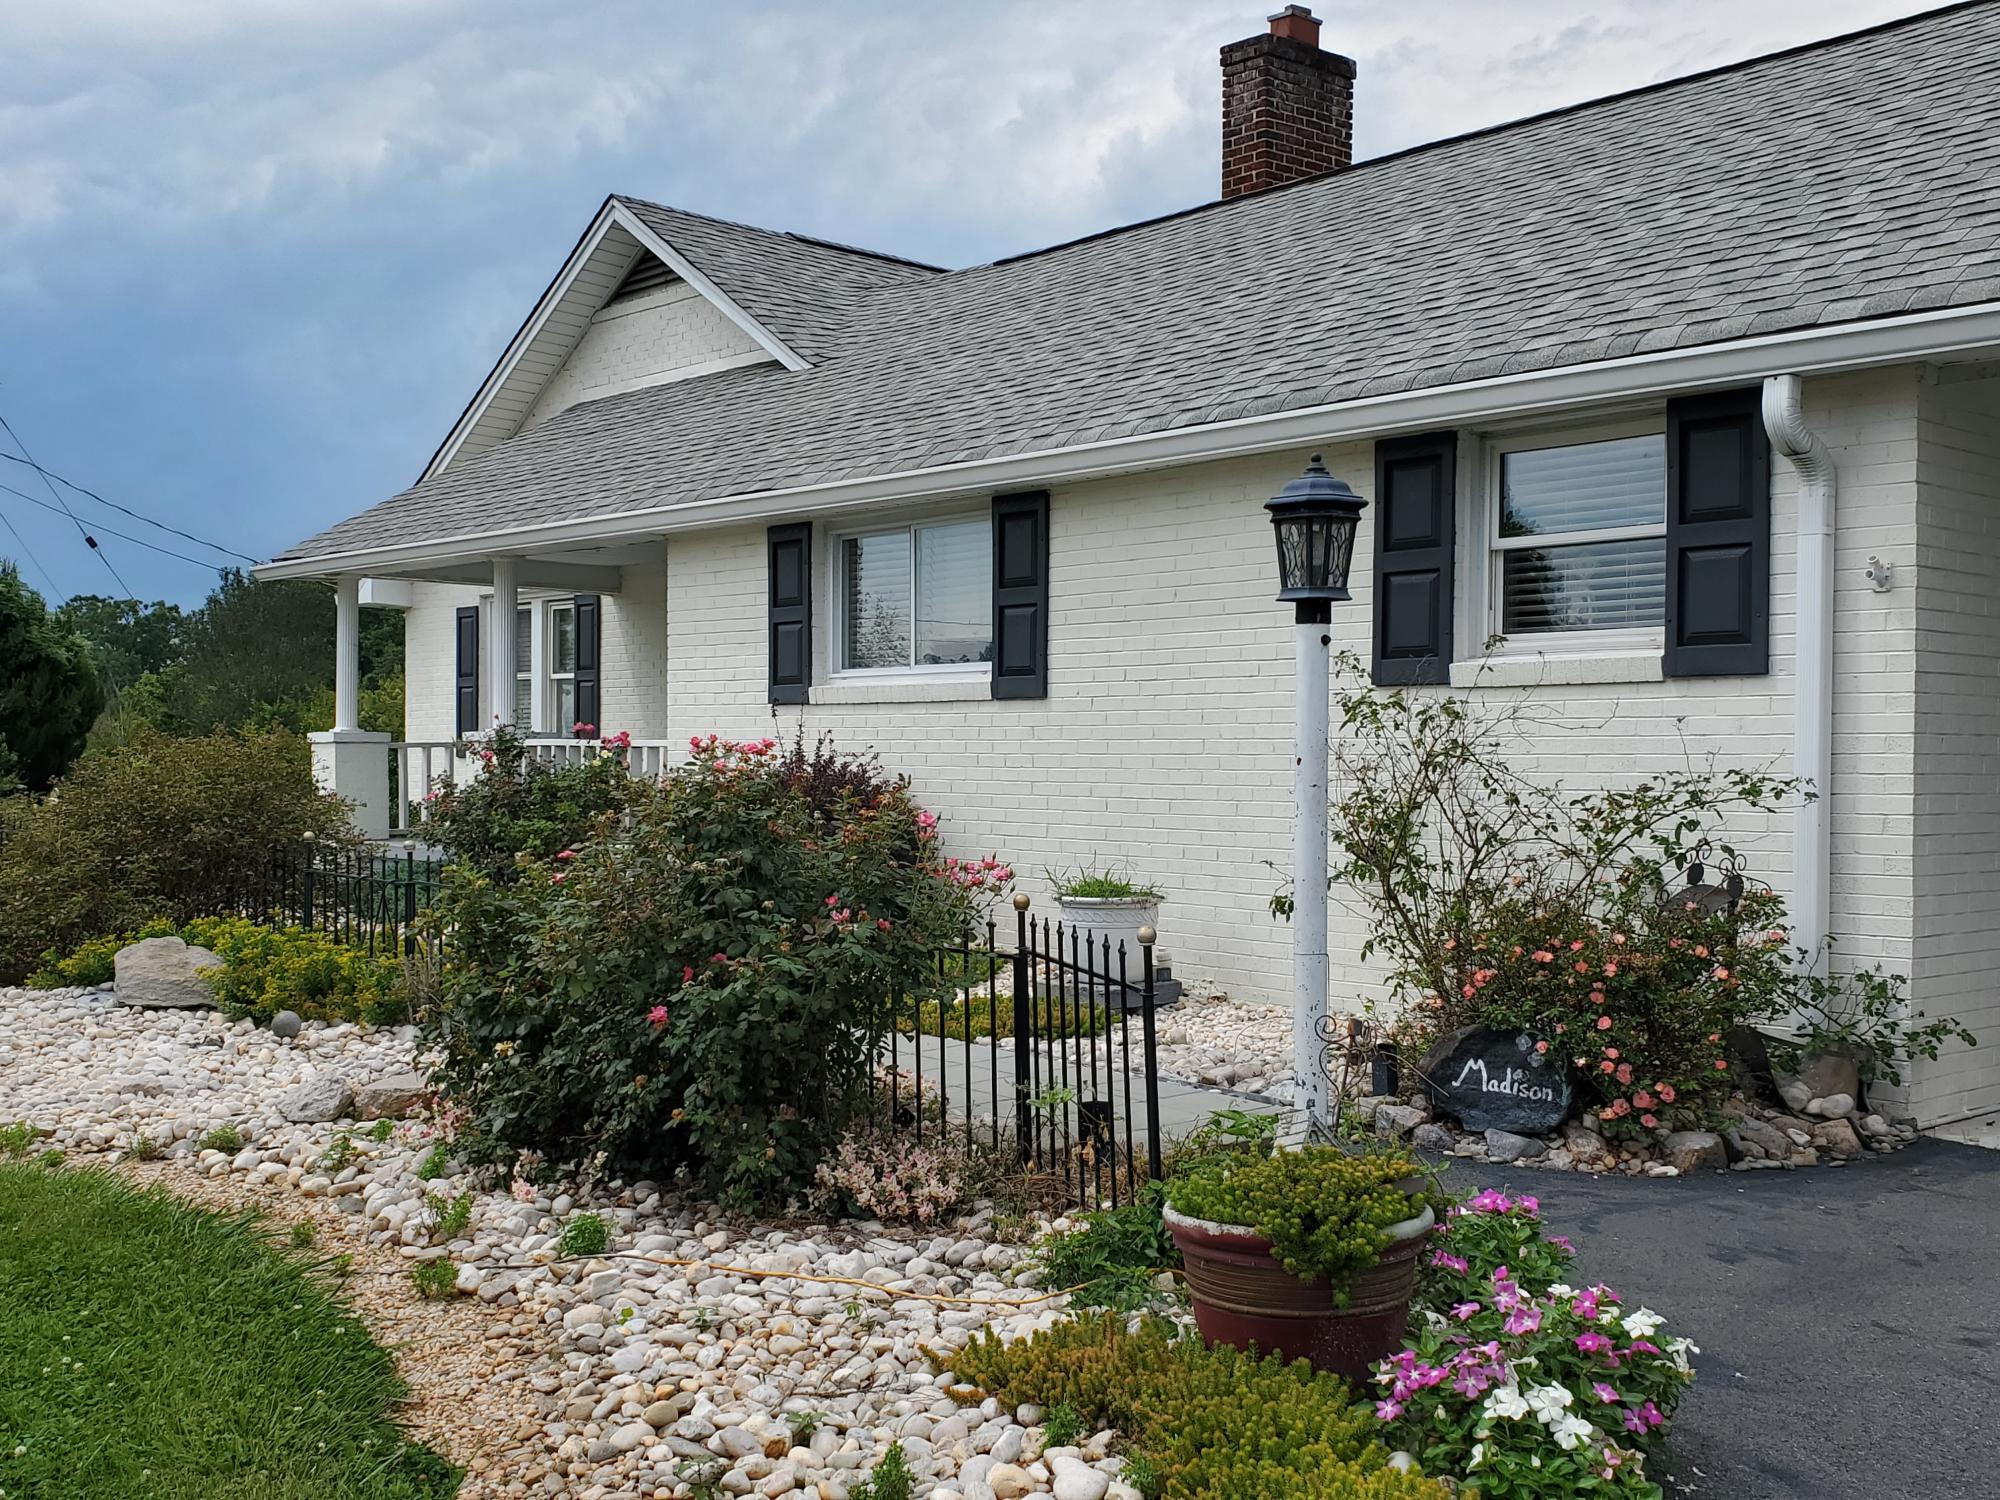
[613,194,944,274]
[985,0,1996,270]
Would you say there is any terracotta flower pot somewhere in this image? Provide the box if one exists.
[1162,1201,1435,1382]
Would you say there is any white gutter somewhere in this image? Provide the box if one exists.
[258,299,2000,581]
[1762,374,1836,973]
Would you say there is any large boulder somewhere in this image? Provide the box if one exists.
[353,1071,428,1120]
[278,1075,353,1124]
[114,937,222,1009]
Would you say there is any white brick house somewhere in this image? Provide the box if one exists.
[263,7,2000,1128]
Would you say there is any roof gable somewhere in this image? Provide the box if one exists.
[423,198,938,479]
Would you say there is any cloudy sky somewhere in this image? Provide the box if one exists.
[0,0,1930,606]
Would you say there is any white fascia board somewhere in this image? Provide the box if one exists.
[260,299,2000,581]
[607,202,810,374]
[422,201,808,483]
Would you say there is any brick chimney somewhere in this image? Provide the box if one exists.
[1220,6,1356,199]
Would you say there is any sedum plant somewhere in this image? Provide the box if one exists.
[1166,1148,1425,1297]
[943,1314,1446,1500]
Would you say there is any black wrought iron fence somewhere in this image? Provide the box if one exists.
[232,838,443,958]
[867,898,1164,1210]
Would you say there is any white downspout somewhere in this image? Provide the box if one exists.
[1762,374,1836,972]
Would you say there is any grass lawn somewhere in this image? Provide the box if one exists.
[0,1162,458,1500]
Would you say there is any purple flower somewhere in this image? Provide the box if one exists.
[1375,1399,1404,1423]
[1637,1401,1665,1430]
[1466,1189,1513,1214]
[1625,1409,1648,1436]
[1452,1366,1496,1399]
[1516,1194,1540,1218]
[1503,1304,1543,1337]
[1627,1339,1662,1357]
[1592,1383,1622,1404]
[1576,1332,1616,1356]
[1451,1301,1482,1321]
[1430,1250,1470,1274]
[1550,1234,1576,1254]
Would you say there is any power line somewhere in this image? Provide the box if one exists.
[0,450,262,566]
[0,500,67,603]
[0,409,135,596]
[0,478,230,574]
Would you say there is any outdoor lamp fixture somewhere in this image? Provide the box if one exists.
[1266,454,1367,1141]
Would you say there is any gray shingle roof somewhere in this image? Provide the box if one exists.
[277,2,2000,565]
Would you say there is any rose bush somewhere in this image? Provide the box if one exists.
[423,733,1004,1206]
[421,721,635,867]
[1377,1190,1696,1499]
[1432,876,1791,1133]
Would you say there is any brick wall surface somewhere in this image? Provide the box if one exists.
[398,364,2000,1122]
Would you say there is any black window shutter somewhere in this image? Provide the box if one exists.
[992,490,1050,699]
[454,605,480,735]
[767,523,812,704]
[1664,388,1770,677]
[572,594,601,729]
[1371,432,1457,685]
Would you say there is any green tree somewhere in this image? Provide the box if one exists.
[119,571,403,737]
[0,566,103,790]
[53,594,187,686]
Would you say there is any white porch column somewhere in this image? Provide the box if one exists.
[333,574,362,732]
[490,556,519,728]
[310,572,391,838]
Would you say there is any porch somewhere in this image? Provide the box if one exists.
[306,544,669,839]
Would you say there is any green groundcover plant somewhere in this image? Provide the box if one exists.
[30,916,409,1025]
[1165,1148,1427,1298]
[424,733,1007,1207]
[943,1314,1447,1500]
[1378,1190,1696,1499]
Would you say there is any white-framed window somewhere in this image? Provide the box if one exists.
[1479,425,1667,651]
[513,607,534,727]
[547,600,579,732]
[833,516,992,673]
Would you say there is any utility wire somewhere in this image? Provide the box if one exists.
[0,499,67,603]
[0,478,230,573]
[0,409,136,596]
[0,450,262,567]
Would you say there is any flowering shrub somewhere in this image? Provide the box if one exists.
[423,721,634,867]
[1377,1190,1696,1497]
[1439,880,1791,1131]
[422,734,996,1206]
[1309,661,1800,1130]
[811,1130,970,1224]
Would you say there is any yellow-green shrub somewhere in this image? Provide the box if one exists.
[29,918,407,1025]
[941,1315,1447,1500]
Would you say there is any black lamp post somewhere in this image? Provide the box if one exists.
[1266,453,1367,1138]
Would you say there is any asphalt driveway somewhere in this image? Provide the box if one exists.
[1477,1141,1999,1499]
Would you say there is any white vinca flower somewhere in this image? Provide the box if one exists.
[1548,1283,1576,1299]
[1622,1309,1666,1340]
[1468,1442,1487,1470]
[1525,1384,1575,1424]
[1483,1386,1531,1422]
[1552,1413,1595,1451]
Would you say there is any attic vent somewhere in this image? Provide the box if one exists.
[606,253,676,303]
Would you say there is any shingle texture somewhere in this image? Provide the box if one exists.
[279,4,2000,564]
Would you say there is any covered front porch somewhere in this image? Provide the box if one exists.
[310,543,671,838]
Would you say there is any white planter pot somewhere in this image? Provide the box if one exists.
[1052,894,1161,971]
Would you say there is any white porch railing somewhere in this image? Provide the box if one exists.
[387,737,676,837]
[521,736,674,780]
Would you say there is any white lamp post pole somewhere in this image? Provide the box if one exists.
[1265,453,1365,1145]
[1292,604,1332,1138]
